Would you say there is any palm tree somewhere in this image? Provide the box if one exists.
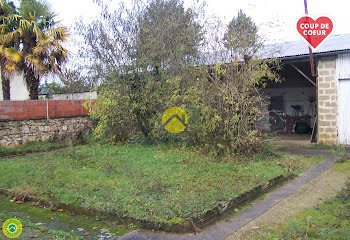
[0,0,16,99]
[0,0,68,99]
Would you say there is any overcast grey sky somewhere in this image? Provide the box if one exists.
[48,0,348,48]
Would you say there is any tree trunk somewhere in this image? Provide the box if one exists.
[23,66,39,99]
[22,35,40,100]
[1,70,10,100]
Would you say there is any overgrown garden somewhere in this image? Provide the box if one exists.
[80,0,280,156]
[2,0,330,234]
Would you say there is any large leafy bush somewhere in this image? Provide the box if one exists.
[82,1,279,155]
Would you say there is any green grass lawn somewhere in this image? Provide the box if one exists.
[0,143,324,224]
[0,141,66,157]
[272,180,350,240]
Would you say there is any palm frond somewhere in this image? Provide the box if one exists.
[46,27,69,41]
[39,34,52,43]
[28,12,35,21]
[0,29,22,44]
[0,25,9,35]
[19,0,50,21]
[0,0,69,76]
[5,64,16,71]
[26,54,40,65]
[4,47,23,63]
[17,27,23,36]
[19,18,32,30]
[33,45,47,55]
[33,24,43,39]
[7,14,22,22]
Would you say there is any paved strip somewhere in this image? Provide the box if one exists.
[120,157,336,240]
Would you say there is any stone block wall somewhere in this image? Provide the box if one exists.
[317,57,338,144]
[0,117,93,148]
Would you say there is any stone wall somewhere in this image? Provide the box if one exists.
[317,57,338,144]
[0,117,93,148]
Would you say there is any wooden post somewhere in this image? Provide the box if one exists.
[304,0,316,77]
[291,64,316,86]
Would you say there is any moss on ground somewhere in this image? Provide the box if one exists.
[0,194,135,239]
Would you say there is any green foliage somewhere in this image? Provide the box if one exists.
[58,67,95,93]
[84,0,205,143]
[40,77,92,95]
[88,60,279,155]
[84,0,280,155]
[183,59,279,155]
[19,0,50,20]
[329,145,349,163]
[86,74,138,142]
[224,9,259,56]
[136,0,202,71]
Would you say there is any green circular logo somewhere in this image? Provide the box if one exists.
[2,218,22,238]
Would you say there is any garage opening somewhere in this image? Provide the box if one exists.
[258,60,317,143]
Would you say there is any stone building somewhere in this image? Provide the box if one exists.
[258,33,350,145]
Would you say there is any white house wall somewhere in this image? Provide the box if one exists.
[336,53,350,145]
[336,53,350,79]
[0,70,29,100]
[10,72,29,100]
